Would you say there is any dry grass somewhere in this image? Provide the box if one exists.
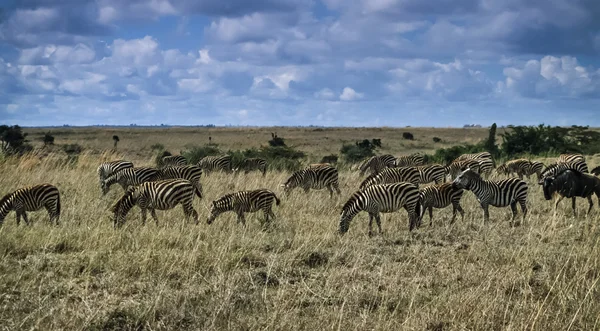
[1,127,600,330]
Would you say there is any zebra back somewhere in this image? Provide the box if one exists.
[418,182,464,210]
[339,182,422,233]
[416,164,446,184]
[97,160,134,183]
[102,167,161,195]
[0,183,61,225]
[238,158,268,175]
[395,154,425,167]
[283,166,339,191]
[558,153,585,164]
[445,159,481,179]
[197,155,232,173]
[540,161,589,182]
[453,169,528,208]
[208,189,280,223]
[158,165,203,198]
[158,155,187,168]
[359,166,420,190]
[359,154,396,176]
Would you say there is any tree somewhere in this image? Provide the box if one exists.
[112,135,120,149]
[0,125,29,154]
[43,133,55,146]
[402,132,414,140]
[483,123,500,157]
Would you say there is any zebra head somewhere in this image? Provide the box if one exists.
[101,179,110,196]
[281,170,304,194]
[452,168,479,190]
[110,186,138,228]
[338,191,363,235]
[207,195,231,224]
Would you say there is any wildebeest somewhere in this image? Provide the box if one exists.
[591,166,600,176]
[540,169,600,216]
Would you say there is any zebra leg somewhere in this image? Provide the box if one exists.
[326,186,334,198]
[587,196,593,216]
[519,200,528,223]
[20,210,31,226]
[375,213,383,235]
[182,203,199,224]
[45,203,59,225]
[150,209,159,225]
[481,204,490,223]
[510,202,518,223]
[428,206,434,226]
[457,204,465,223]
[236,212,247,226]
[334,183,341,195]
[140,208,147,226]
[572,197,577,217]
[15,210,22,226]
[368,213,374,237]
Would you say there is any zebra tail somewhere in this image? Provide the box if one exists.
[56,192,62,217]
[274,193,281,206]
[194,187,203,198]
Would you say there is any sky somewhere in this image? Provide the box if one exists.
[0,0,599,127]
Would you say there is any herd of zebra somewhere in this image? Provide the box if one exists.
[1,151,600,236]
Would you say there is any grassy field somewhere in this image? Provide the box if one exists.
[1,127,600,330]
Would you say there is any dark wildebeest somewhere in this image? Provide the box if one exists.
[540,169,600,217]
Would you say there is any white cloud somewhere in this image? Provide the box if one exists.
[339,87,363,101]
[314,88,336,100]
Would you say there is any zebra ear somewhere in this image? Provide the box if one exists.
[212,201,216,207]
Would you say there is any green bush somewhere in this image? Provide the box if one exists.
[181,145,221,164]
[500,124,600,157]
[340,139,379,163]
[227,146,306,172]
[150,143,165,151]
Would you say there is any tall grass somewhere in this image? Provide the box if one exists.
[1,151,600,330]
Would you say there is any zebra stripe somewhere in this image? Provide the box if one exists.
[157,165,203,198]
[526,161,545,180]
[197,155,233,174]
[0,183,60,226]
[394,154,425,167]
[97,160,134,184]
[445,159,481,180]
[454,152,493,162]
[306,163,333,170]
[417,164,446,185]
[237,158,268,176]
[418,183,464,226]
[496,159,530,178]
[359,166,420,190]
[158,155,187,168]
[207,189,280,225]
[110,179,199,227]
[539,161,589,182]
[558,153,585,164]
[339,182,422,235]
[282,165,341,197]
[453,169,528,223]
[476,158,495,179]
[101,167,161,195]
[359,154,396,176]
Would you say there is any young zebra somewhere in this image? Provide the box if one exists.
[526,161,545,180]
[445,159,481,180]
[281,165,341,197]
[157,165,203,198]
[197,155,233,174]
[358,154,396,176]
[416,164,446,185]
[359,166,420,190]
[339,182,422,236]
[158,155,187,168]
[110,179,199,228]
[395,153,425,167]
[207,189,280,225]
[453,169,528,224]
[539,162,589,183]
[97,160,134,185]
[0,183,61,226]
[236,157,267,176]
[496,159,531,179]
[101,167,162,195]
[418,183,464,226]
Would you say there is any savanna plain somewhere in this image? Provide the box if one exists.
[1,126,600,331]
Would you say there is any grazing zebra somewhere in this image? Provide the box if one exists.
[0,183,60,226]
[157,165,203,198]
[101,167,162,195]
[359,166,420,190]
[539,162,589,182]
[97,160,133,184]
[418,183,464,226]
[282,165,341,197]
[558,153,585,164]
[197,155,233,174]
[236,158,267,176]
[111,179,199,228]
[496,159,531,179]
[339,182,422,236]
[358,154,396,176]
[445,159,481,180]
[207,189,280,225]
[394,153,425,168]
[453,169,528,224]
[158,155,187,168]
[416,164,446,185]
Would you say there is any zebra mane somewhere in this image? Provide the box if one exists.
[341,190,363,213]
[0,190,15,209]
[111,186,137,213]
[286,168,310,183]
[359,170,382,189]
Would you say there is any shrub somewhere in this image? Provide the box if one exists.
[181,145,221,164]
[268,137,286,147]
[228,146,305,172]
[402,132,414,140]
[340,139,378,163]
[43,133,55,146]
[432,137,442,143]
[150,143,165,151]
[62,144,83,155]
[0,125,31,155]
[320,154,338,164]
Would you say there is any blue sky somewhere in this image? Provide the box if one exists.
[1,0,599,127]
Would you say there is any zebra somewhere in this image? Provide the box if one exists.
[235,158,267,176]
[454,152,494,162]
[157,155,187,168]
[97,160,133,185]
[418,183,464,226]
[394,153,425,167]
[445,159,481,180]
[476,158,495,179]
[0,183,60,226]
[306,163,333,170]
[207,189,280,225]
[339,182,422,236]
[101,167,162,195]
[416,164,446,185]
[539,162,589,183]
[281,165,341,198]
[157,165,203,198]
[558,153,585,164]
[358,154,396,176]
[197,155,233,174]
[526,161,545,181]
[453,169,528,224]
[496,159,531,179]
[111,179,199,228]
[359,166,420,190]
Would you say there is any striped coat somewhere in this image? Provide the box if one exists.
[339,182,422,235]
[359,154,396,176]
[158,155,187,168]
[101,167,162,195]
[97,160,134,184]
[418,183,464,226]
[359,166,420,190]
[157,165,203,198]
[0,183,61,226]
[394,154,425,168]
[207,189,280,225]
[197,155,233,174]
[416,164,446,185]
[282,165,341,197]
